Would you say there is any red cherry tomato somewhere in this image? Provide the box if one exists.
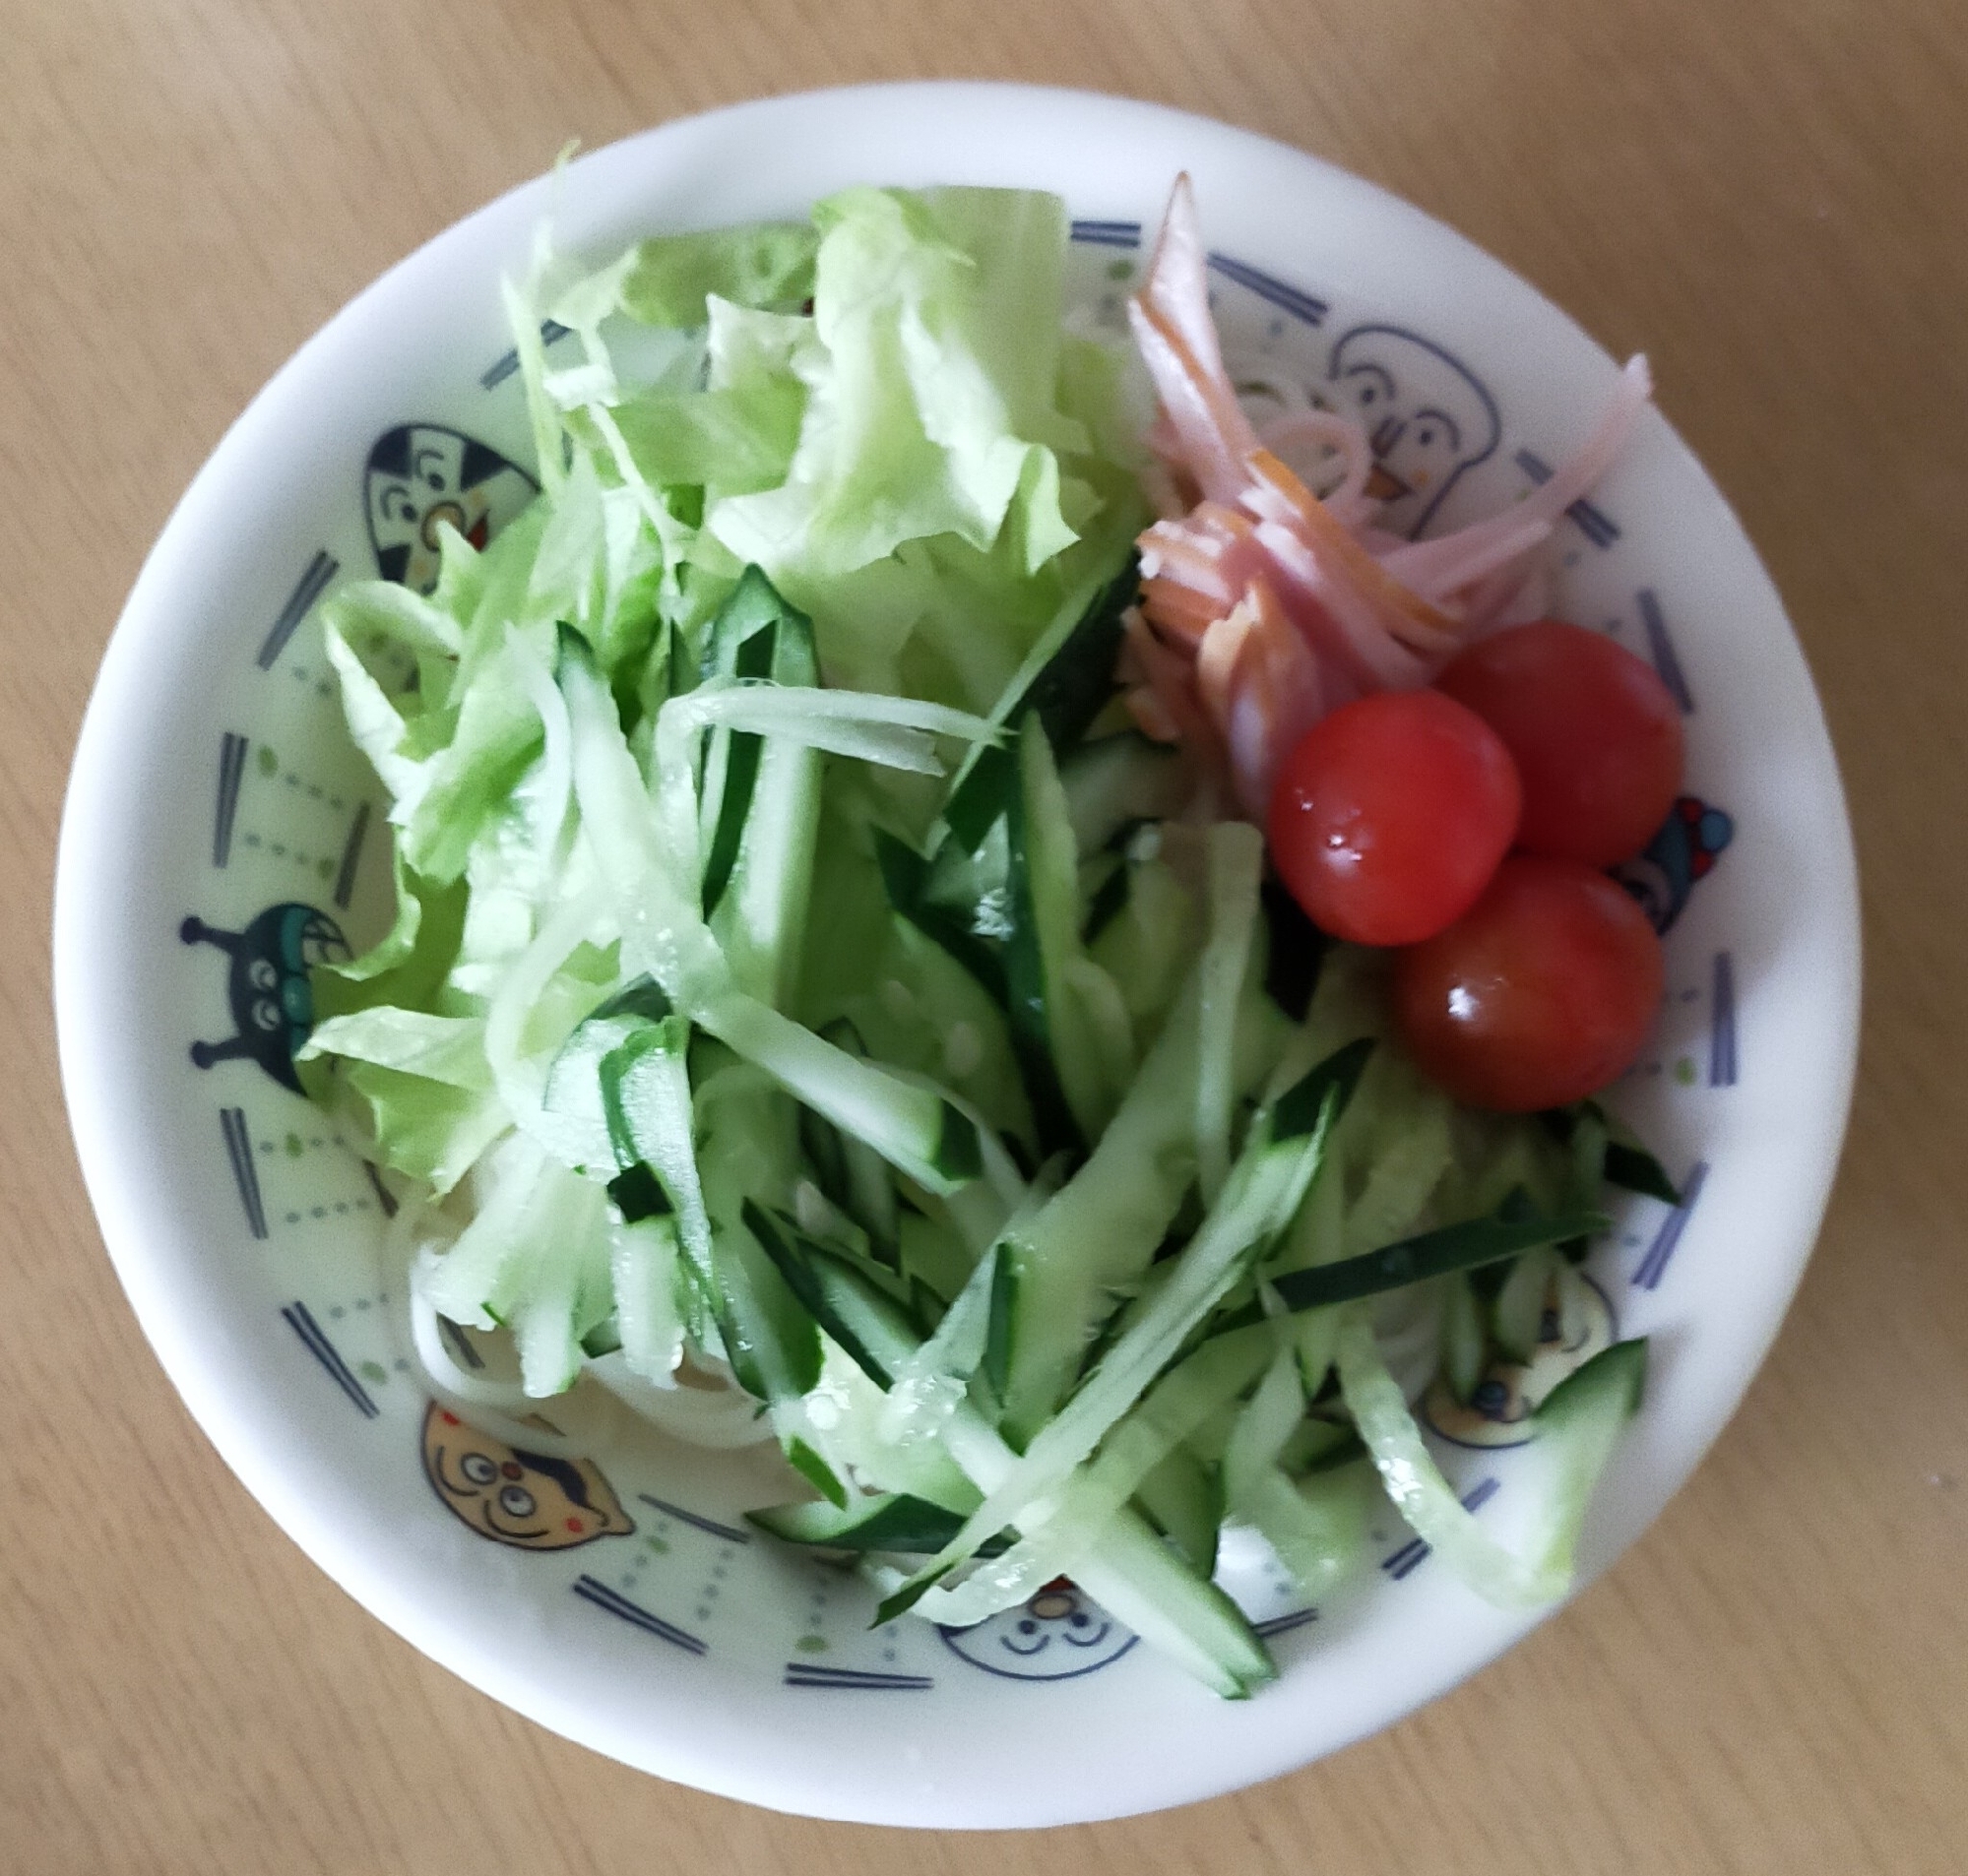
[1392,853,1665,1112]
[1434,619,1684,868]
[1268,690,1521,947]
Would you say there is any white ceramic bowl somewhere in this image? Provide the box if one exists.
[54,83,1860,1828]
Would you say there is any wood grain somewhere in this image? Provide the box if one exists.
[5,0,1965,1869]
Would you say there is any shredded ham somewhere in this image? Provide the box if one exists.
[1127,175,1652,814]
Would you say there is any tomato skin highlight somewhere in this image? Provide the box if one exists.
[1434,619,1684,868]
[1267,690,1522,947]
[1391,853,1665,1112]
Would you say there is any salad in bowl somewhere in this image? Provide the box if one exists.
[54,85,1858,1827]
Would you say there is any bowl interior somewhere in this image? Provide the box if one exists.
[54,83,1859,1828]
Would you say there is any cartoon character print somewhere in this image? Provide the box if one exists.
[420,1402,634,1550]
[181,903,350,1091]
[365,424,538,594]
[1616,795,1735,935]
[938,1578,1138,1681]
[1325,325,1502,536]
[1423,1273,1617,1450]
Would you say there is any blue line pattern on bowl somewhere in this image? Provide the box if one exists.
[282,1300,380,1417]
[783,1661,935,1692]
[1634,1160,1711,1292]
[573,1575,708,1655]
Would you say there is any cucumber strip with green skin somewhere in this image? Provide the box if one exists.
[921,816,1008,917]
[698,589,789,915]
[873,829,1010,1008]
[1337,1313,1646,1609]
[1252,1203,1611,1318]
[1319,1048,1458,1263]
[1492,1240,1561,1364]
[897,1207,974,1308]
[1079,854,1131,948]
[596,1019,715,1303]
[696,989,981,1195]
[1546,1099,1611,1264]
[1277,1414,1362,1475]
[563,622,979,1194]
[688,1040,826,1412]
[752,1232,1274,1697]
[747,1493,995,1555]
[992,978,1203,1440]
[885,927,1037,1161]
[1221,1342,1370,1600]
[1221,1342,1307,1514]
[705,1219,824,1406]
[877,1245,999,1447]
[786,1343,983,1514]
[888,1052,1358,1608]
[741,1202,908,1389]
[1086,848,1197,1033]
[1133,1447,1222,1577]
[796,1094,851,1222]
[955,1318,1275,1592]
[1003,722,1117,1153]
[1247,1462,1375,1602]
[1517,1336,1649,1581]
[1040,1513,1273,1699]
[540,978,676,1177]
[940,551,1140,852]
[580,1315,624,1358]
[716,732,822,1006]
[774,1210,923,1318]
[1056,733,1186,857]
[1441,1268,1487,1405]
[555,623,727,1001]
[800,1018,902,1259]
[609,1212,685,1381]
[1603,1139,1679,1206]
[694,571,825,1004]
[1542,1098,1680,1206]
[993,975,1308,1444]
[1195,822,1266,1206]
[784,1437,850,1509]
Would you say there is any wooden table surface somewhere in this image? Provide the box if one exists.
[6,0,1965,1869]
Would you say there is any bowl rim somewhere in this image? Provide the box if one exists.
[53,78,1863,1828]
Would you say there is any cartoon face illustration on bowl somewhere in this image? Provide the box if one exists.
[181,903,350,1091]
[1423,1273,1617,1450]
[1615,794,1735,935]
[938,1578,1138,1681]
[1325,325,1501,536]
[420,1402,635,1550]
[364,424,538,595]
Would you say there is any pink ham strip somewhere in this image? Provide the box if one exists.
[1258,407,1377,517]
[1124,179,1654,818]
[1128,176,1265,506]
[1137,175,1244,415]
[1140,576,1225,648]
[1127,298,1260,507]
[1378,355,1653,598]
[1123,606,1218,756]
[1253,521,1438,691]
[1223,580,1329,816]
[1241,450,1464,653]
[1194,594,1259,728]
